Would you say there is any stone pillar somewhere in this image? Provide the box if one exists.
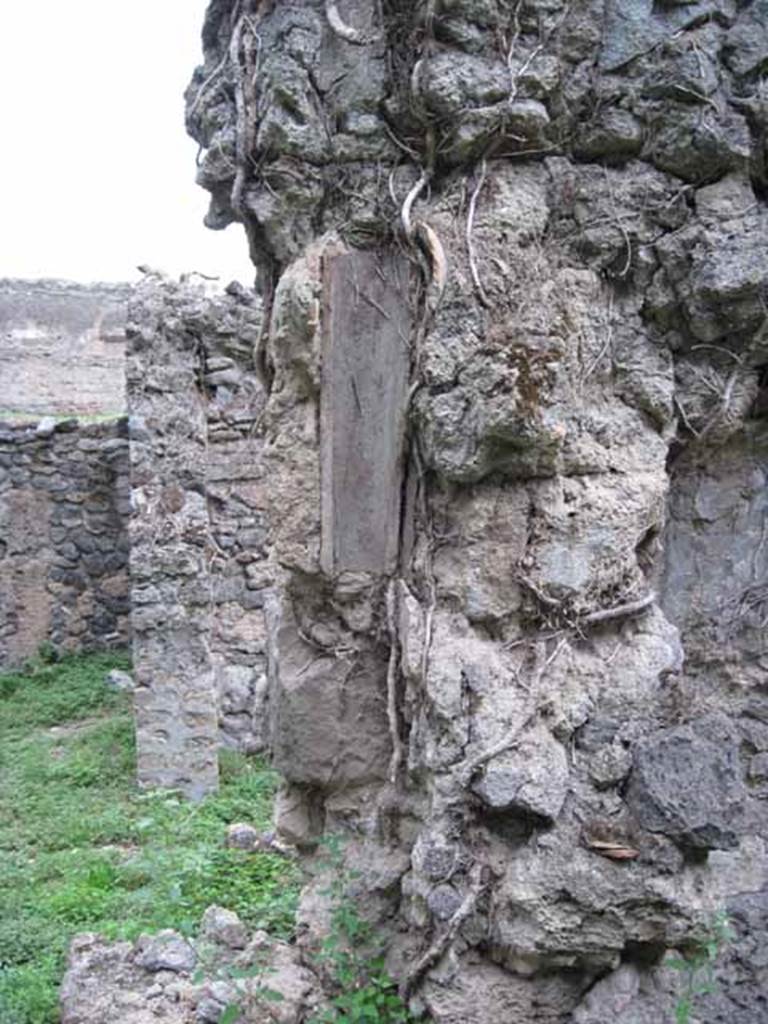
[127,280,219,800]
[126,275,266,796]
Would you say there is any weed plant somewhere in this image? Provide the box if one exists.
[668,912,734,1024]
[308,835,416,1024]
[0,651,299,1024]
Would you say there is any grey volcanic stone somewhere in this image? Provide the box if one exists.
[573,963,678,1023]
[472,725,568,823]
[588,743,633,790]
[420,53,509,117]
[574,108,644,161]
[724,0,768,78]
[648,105,751,182]
[427,884,463,921]
[225,822,260,850]
[599,0,715,71]
[105,669,135,692]
[134,930,196,974]
[35,417,57,438]
[749,753,768,783]
[627,713,747,850]
[199,906,248,949]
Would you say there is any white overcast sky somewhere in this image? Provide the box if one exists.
[0,1,254,285]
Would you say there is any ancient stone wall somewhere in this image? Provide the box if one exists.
[0,418,131,668]
[0,278,129,418]
[126,276,267,798]
[180,0,768,1020]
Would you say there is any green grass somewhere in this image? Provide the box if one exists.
[0,651,299,1024]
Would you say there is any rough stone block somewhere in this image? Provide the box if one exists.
[199,906,249,950]
[472,725,569,823]
[266,591,391,789]
[134,931,196,974]
[627,713,747,850]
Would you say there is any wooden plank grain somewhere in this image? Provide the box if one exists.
[320,250,411,575]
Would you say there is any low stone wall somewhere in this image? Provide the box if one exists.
[0,418,131,668]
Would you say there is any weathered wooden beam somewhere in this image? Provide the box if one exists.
[320,250,411,576]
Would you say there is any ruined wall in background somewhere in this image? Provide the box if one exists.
[0,419,130,669]
[0,279,129,417]
[126,276,267,797]
[182,0,768,1021]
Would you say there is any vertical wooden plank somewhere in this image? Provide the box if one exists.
[320,250,411,575]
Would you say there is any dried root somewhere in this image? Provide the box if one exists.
[581,591,656,626]
[187,0,244,120]
[415,221,447,299]
[466,158,491,309]
[518,570,656,632]
[401,170,430,239]
[401,862,486,998]
[229,12,261,218]
[385,579,404,785]
[325,0,377,45]
[399,172,448,299]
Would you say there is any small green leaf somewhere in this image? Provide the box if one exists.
[258,986,285,1003]
[666,957,689,971]
[220,1003,241,1024]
